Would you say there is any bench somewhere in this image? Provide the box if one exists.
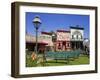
[45,50,81,63]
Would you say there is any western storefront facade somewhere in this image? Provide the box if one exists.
[26,26,84,52]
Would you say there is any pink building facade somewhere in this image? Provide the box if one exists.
[56,30,71,51]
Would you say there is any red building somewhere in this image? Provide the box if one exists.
[56,30,71,51]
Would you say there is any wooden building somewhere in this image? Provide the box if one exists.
[26,34,48,53]
[70,26,84,50]
[56,30,71,51]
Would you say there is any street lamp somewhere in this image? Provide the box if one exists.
[32,16,41,55]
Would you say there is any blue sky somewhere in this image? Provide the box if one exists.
[26,12,90,38]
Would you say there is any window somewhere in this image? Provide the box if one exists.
[72,35,74,39]
[76,35,78,39]
[67,43,70,47]
[81,35,82,39]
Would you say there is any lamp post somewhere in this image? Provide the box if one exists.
[32,16,41,55]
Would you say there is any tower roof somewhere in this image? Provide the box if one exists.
[70,25,84,30]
